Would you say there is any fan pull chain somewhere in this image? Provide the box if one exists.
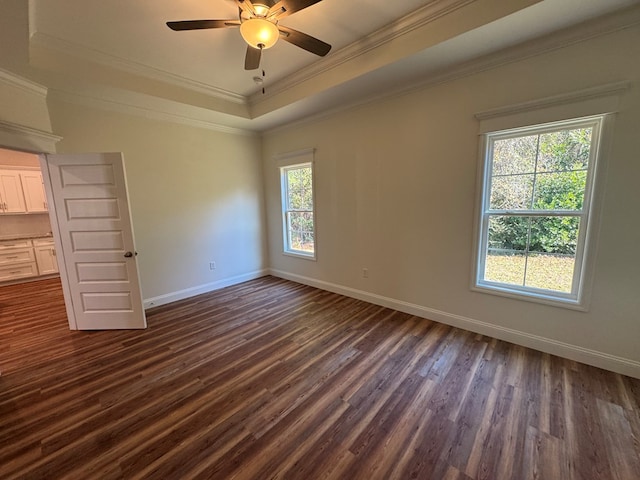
[252,68,267,94]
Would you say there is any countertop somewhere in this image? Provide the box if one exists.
[0,233,54,241]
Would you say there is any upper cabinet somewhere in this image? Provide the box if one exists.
[0,169,48,214]
[0,170,27,213]
[20,171,48,213]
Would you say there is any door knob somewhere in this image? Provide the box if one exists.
[124,251,133,258]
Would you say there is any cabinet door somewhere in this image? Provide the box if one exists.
[0,170,27,213]
[20,171,48,212]
[35,245,59,275]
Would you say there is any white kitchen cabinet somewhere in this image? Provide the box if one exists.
[0,170,27,213]
[34,238,58,275]
[0,263,39,282]
[0,239,37,281]
[20,171,48,213]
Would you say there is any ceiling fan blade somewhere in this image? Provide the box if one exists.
[268,0,323,20]
[166,20,239,31]
[236,0,256,16]
[278,26,331,56]
[245,45,262,70]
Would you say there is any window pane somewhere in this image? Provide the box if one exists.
[287,167,313,210]
[492,135,537,175]
[287,211,314,253]
[537,128,592,172]
[486,215,526,285]
[490,174,534,210]
[484,251,526,286]
[525,215,579,292]
[488,215,529,252]
[532,171,587,211]
[484,215,580,293]
[525,253,575,293]
[528,216,580,255]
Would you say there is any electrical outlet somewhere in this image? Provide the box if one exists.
[362,268,369,278]
[209,262,216,270]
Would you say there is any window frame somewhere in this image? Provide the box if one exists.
[473,115,607,309]
[280,161,316,260]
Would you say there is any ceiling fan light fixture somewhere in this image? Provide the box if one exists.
[252,3,270,17]
[240,18,279,49]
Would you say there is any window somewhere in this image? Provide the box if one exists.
[474,116,605,306]
[281,162,315,258]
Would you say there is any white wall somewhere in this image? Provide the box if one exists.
[47,95,267,303]
[262,25,640,376]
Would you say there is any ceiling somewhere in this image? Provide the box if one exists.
[26,0,640,132]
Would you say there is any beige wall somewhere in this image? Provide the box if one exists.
[262,26,640,373]
[1,0,638,375]
[47,96,267,301]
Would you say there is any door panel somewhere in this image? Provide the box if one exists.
[45,152,146,330]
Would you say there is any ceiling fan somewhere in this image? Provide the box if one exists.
[167,0,332,70]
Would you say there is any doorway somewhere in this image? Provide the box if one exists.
[0,147,59,287]
[0,146,67,346]
[0,146,146,330]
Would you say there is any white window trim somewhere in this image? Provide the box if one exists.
[471,114,613,311]
[276,149,317,260]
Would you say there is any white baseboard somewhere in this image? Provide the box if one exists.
[143,269,269,309]
[270,269,640,379]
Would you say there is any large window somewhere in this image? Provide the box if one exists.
[474,116,605,306]
[280,162,315,258]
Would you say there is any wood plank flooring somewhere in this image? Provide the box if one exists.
[1,276,639,479]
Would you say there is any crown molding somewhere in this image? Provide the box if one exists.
[272,147,315,162]
[250,0,476,106]
[411,4,640,95]
[265,4,640,135]
[475,81,632,121]
[29,32,247,105]
[0,120,62,153]
[49,89,258,138]
[0,67,48,97]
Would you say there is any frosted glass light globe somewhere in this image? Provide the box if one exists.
[240,18,279,49]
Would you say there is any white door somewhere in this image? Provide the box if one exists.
[43,152,146,330]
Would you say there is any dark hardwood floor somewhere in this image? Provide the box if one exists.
[1,276,639,479]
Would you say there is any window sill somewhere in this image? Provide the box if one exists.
[283,250,316,261]
[472,282,588,311]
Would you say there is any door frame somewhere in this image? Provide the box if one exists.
[0,150,141,330]
[0,145,77,328]
[39,154,78,329]
[1,124,144,330]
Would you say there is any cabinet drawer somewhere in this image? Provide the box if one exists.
[0,248,35,265]
[33,237,55,246]
[0,262,38,281]
[0,239,32,249]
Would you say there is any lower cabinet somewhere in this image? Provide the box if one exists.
[0,262,39,282]
[0,237,59,283]
[34,240,59,275]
